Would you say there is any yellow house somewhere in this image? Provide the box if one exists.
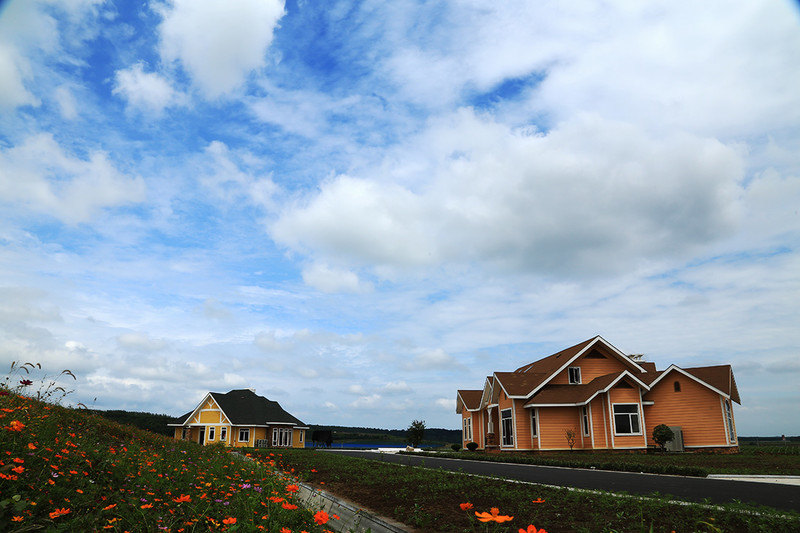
[169,389,308,448]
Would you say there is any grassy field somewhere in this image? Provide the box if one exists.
[404,445,800,476]
[0,389,338,532]
[257,448,800,533]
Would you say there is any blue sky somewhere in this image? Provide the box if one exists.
[0,0,799,434]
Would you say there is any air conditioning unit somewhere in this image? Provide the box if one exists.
[665,426,684,452]
[255,439,269,448]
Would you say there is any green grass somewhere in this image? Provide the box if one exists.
[0,389,337,532]
[257,448,800,533]
[402,446,800,476]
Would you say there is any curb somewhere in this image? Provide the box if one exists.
[294,481,409,533]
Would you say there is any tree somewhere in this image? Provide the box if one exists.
[451,443,462,452]
[564,428,577,450]
[406,419,426,447]
[652,424,675,452]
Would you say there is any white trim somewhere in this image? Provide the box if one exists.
[207,426,215,441]
[578,407,584,448]
[638,389,648,447]
[502,448,535,451]
[612,403,643,436]
[529,408,539,440]
[500,407,514,447]
[525,402,586,407]
[525,336,649,399]
[512,400,518,449]
[568,366,582,384]
[648,366,730,400]
[456,391,483,413]
[523,370,651,409]
[606,393,615,448]
[641,400,654,406]
[588,401,595,448]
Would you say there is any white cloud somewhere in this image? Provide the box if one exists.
[382,381,412,395]
[53,85,78,119]
[407,348,458,371]
[272,111,744,278]
[112,62,183,113]
[196,141,278,208]
[434,398,455,411]
[0,133,146,223]
[350,394,382,409]
[0,43,38,108]
[116,332,167,352]
[302,263,372,294]
[157,0,285,97]
[347,384,366,395]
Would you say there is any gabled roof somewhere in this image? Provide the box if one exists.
[508,336,648,399]
[523,371,650,408]
[171,389,306,426]
[493,372,548,398]
[647,365,741,404]
[456,390,483,413]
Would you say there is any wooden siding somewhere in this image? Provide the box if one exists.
[589,397,609,449]
[538,406,581,450]
[498,390,515,449]
[513,399,533,449]
[644,374,729,447]
[292,429,305,448]
[550,347,629,384]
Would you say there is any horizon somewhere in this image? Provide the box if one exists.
[0,0,798,434]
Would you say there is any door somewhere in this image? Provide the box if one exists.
[198,427,205,445]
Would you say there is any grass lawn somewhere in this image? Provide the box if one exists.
[256,448,800,533]
[403,446,800,477]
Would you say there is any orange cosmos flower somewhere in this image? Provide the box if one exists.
[49,508,71,519]
[475,507,513,523]
[141,503,153,509]
[12,466,24,474]
[520,526,548,533]
[460,502,474,511]
[282,502,298,510]
[102,504,117,511]
[281,528,292,533]
[27,443,37,450]
[222,517,237,525]
[285,484,300,493]
[12,516,23,522]
[8,420,25,431]
[532,498,545,504]
[173,494,191,503]
[313,510,329,525]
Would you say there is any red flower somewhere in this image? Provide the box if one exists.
[173,494,191,503]
[223,517,237,525]
[102,504,117,511]
[475,507,513,523]
[460,502,474,511]
[313,510,329,525]
[532,498,545,503]
[49,508,71,519]
[282,502,298,510]
[12,516,23,522]
[7,420,24,431]
[141,503,153,509]
[520,526,548,533]
[280,528,292,533]
[286,484,300,493]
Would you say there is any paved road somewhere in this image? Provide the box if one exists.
[324,450,800,513]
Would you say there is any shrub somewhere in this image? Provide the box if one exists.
[451,443,462,452]
[653,424,675,452]
[466,441,478,452]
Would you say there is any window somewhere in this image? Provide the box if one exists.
[612,404,641,435]
[463,417,472,441]
[238,428,250,443]
[299,431,303,443]
[581,406,590,436]
[501,408,514,446]
[181,427,189,440]
[568,367,581,384]
[530,409,538,437]
[674,381,681,392]
[208,427,215,441]
[220,427,227,441]
[723,400,736,442]
[272,427,292,447]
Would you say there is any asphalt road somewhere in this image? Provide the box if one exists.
[324,450,800,513]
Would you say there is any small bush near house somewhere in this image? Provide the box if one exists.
[466,441,479,451]
[451,443,462,452]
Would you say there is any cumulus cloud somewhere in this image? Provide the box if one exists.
[112,62,183,113]
[347,384,367,395]
[272,111,744,278]
[301,263,372,294]
[196,141,278,208]
[350,394,382,409]
[382,381,412,395]
[434,398,455,411]
[0,133,146,223]
[0,43,38,108]
[406,348,459,371]
[157,0,285,97]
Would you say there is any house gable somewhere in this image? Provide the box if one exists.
[646,365,738,404]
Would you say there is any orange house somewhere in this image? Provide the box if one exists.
[169,389,308,448]
[457,336,740,453]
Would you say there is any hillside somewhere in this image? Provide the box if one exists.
[0,390,338,531]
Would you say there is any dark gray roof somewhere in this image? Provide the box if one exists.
[172,389,305,426]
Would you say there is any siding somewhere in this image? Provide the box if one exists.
[538,406,581,450]
[589,397,609,449]
[643,374,729,447]
[498,390,515,449]
[550,348,629,384]
[292,429,305,448]
[514,399,532,449]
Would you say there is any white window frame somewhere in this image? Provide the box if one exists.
[500,408,514,446]
[612,404,642,436]
[220,427,227,441]
[238,428,250,443]
[568,367,582,384]
[463,417,472,441]
[299,431,303,443]
[530,408,538,437]
[581,406,590,437]
[723,400,736,443]
[208,427,215,441]
[272,427,292,447]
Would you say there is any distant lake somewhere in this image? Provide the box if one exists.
[304,442,439,449]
